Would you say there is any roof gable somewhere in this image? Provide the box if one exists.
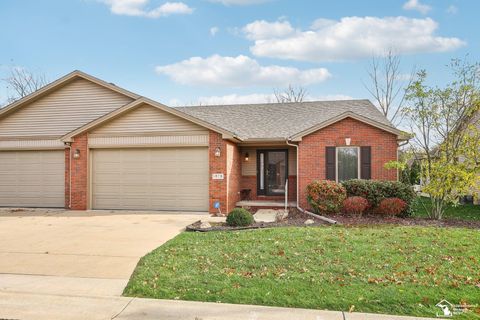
[0,70,139,120]
[290,111,403,141]
[177,100,401,140]
[91,103,208,136]
[0,76,135,138]
[62,97,238,142]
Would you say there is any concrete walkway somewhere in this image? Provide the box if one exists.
[0,291,436,320]
[0,208,221,296]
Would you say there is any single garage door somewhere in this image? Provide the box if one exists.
[91,147,209,211]
[0,150,65,207]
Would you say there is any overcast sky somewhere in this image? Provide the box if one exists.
[0,0,477,106]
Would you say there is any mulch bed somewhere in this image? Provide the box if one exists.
[324,214,480,229]
[186,209,327,232]
[187,208,480,232]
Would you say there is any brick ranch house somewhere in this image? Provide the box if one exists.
[0,71,407,214]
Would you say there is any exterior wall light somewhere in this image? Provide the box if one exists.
[245,152,249,161]
[345,138,351,146]
[214,147,221,157]
[73,149,81,159]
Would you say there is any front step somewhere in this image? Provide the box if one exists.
[235,200,297,208]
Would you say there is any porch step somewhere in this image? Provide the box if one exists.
[236,200,297,208]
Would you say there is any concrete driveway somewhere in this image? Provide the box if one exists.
[0,208,216,297]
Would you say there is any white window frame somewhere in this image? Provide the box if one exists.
[336,146,361,182]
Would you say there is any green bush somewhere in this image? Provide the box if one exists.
[342,179,416,216]
[226,208,254,227]
[306,180,346,214]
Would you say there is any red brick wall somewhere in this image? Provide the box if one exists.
[298,117,398,209]
[64,147,70,208]
[226,141,241,213]
[209,131,228,214]
[66,134,88,210]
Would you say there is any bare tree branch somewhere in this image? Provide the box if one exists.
[274,84,307,103]
[364,49,414,125]
[3,67,48,104]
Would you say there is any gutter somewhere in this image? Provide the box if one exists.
[285,138,338,225]
[398,140,409,147]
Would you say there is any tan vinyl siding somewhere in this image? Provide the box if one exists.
[88,135,208,148]
[91,147,209,211]
[91,104,208,136]
[0,79,133,138]
[0,139,64,150]
[241,147,297,176]
[0,150,64,207]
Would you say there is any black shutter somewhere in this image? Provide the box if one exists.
[326,147,336,180]
[360,146,371,180]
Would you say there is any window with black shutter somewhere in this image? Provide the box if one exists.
[360,146,372,180]
[325,146,336,180]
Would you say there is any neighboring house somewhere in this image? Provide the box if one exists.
[0,71,406,214]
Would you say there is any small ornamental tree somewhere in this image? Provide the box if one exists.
[403,59,480,219]
[306,180,346,214]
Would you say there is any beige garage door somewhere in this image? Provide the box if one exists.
[0,150,65,207]
[91,148,209,211]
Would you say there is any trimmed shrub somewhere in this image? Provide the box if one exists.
[342,196,369,216]
[226,208,254,227]
[342,179,415,216]
[306,180,346,214]
[377,198,407,216]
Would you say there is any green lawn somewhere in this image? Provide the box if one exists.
[413,197,480,220]
[124,226,480,318]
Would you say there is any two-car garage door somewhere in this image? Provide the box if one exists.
[0,148,209,211]
[0,150,65,208]
[91,147,209,211]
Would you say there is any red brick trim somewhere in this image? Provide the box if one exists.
[209,132,227,214]
[65,133,88,210]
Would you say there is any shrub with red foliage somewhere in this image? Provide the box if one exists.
[342,196,369,216]
[377,198,407,216]
[306,180,346,214]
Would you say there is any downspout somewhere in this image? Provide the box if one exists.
[397,139,410,181]
[286,139,337,224]
[65,142,72,209]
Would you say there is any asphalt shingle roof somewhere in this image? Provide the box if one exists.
[175,99,396,140]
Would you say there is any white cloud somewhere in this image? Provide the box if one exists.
[247,16,465,62]
[403,0,431,14]
[243,19,294,40]
[155,55,331,87]
[210,26,219,36]
[446,5,458,14]
[100,0,193,18]
[209,0,270,5]
[310,18,336,30]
